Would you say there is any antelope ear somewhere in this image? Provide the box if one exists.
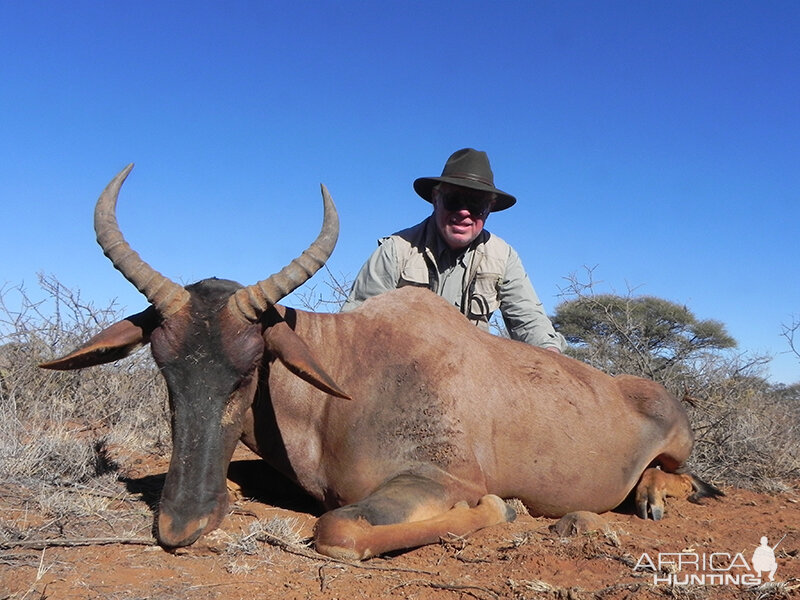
[40,307,159,370]
[264,321,351,400]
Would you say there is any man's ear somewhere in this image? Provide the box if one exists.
[40,307,159,370]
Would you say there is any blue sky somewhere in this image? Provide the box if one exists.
[1,1,798,384]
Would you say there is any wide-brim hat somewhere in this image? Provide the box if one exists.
[413,148,516,212]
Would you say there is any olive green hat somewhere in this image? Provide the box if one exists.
[413,148,516,211]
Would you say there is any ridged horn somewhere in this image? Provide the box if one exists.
[94,164,190,317]
[228,184,339,323]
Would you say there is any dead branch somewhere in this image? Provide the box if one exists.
[0,536,157,550]
[781,317,800,362]
[254,528,438,575]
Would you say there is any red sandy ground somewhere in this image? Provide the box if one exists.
[2,447,798,600]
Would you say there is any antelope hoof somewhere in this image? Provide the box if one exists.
[478,494,517,524]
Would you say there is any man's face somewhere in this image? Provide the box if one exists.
[432,184,495,250]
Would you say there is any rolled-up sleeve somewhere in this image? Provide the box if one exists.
[498,249,566,350]
[341,237,400,312]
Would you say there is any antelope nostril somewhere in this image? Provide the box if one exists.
[157,511,207,548]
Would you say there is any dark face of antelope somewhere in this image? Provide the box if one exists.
[41,164,342,548]
[152,278,264,547]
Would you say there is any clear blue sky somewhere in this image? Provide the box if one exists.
[1,2,797,384]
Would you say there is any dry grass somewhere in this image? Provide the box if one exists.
[684,357,800,492]
[221,516,309,573]
[0,275,168,547]
[226,516,309,556]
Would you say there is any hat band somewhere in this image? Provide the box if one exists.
[445,172,494,187]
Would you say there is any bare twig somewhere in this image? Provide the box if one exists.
[781,316,800,362]
[292,266,353,312]
[277,542,437,575]
[0,536,157,550]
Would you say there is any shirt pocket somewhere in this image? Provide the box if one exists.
[398,262,431,289]
[467,272,502,321]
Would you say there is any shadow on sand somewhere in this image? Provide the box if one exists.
[121,458,324,519]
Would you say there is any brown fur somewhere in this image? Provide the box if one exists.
[635,468,694,520]
[246,289,713,556]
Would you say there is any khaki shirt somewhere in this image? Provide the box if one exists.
[342,217,566,351]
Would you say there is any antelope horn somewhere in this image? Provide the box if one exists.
[228,184,339,323]
[94,164,190,317]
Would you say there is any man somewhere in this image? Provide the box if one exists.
[342,148,566,352]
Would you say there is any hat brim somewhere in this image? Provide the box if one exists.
[413,176,516,211]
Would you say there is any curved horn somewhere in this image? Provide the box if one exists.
[94,164,190,317]
[228,184,339,323]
